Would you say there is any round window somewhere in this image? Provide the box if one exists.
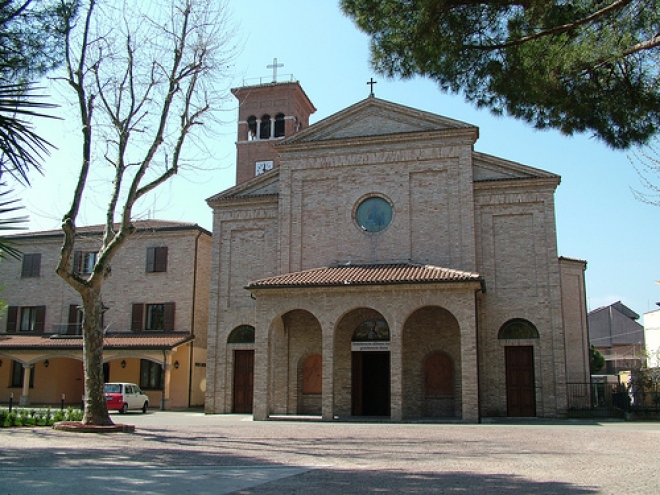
[355,196,393,233]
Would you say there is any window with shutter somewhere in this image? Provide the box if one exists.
[132,303,144,331]
[6,306,18,332]
[34,306,46,333]
[17,306,46,333]
[163,303,175,331]
[73,251,97,275]
[133,302,175,331]
[68,305,83,334]
[7,306,46,333]
[146,246,168,273]
[21,253,41,277]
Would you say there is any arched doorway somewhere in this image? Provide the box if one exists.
[228,325,255,413]
[499,319,539,417]
[351,318,390,416]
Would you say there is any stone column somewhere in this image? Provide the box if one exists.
[255,119,261,141]
[20,364,32,406]
[161,352,173,410]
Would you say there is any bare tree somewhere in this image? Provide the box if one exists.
[55,0,235,425]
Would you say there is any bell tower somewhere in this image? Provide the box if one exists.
[232,67,316,185]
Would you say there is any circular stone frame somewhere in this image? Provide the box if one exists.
[354,195,393,233]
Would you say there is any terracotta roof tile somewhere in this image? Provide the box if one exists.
[9,220,209,239]
[247,263,482,289]
[0,333,194,350]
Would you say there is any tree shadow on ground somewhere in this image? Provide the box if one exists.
[234,469,600,494]
[0,428,602,495]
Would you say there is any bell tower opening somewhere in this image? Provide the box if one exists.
[231,75,316,185]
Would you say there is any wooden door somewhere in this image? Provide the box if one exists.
[233,350,254,413]
[505,346,536,417]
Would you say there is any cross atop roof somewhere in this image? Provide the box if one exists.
[367,78,377,97]
[267,58,284,83]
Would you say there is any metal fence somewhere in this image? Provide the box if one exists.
[567,382,660,419]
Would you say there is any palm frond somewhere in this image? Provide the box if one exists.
[0,83,59,185]
[0,183,27,260]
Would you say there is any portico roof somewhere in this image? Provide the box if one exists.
[0,332,194,351]
[247,262,484,290]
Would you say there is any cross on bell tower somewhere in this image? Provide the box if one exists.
[267,58,284,83]
[231,74,316,185]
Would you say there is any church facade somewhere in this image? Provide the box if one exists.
[205,81,590,422]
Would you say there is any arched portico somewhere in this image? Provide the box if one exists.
[264,308,323,416]
[402,306,461,419]
[248,267,483,422]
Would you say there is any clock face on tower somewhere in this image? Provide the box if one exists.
[255,160,274,175]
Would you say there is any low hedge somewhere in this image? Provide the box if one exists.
[0,407,83,427]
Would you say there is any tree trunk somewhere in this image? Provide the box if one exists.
[81,291,113,426]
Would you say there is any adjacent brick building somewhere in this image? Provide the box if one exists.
[0,220,211,409]
[588,301,645,374]
[205,81,590,421]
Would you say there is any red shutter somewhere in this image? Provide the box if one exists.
[21,254,40,277]
[29,253,41,277]
[68,305,78,324]
[163,303,175,331]
[154,246,168,272]
[6,306,18,333]
[146,247,155,272]
[68,305,80,334]
[34,306,46,334]
[146,247,167,272]
[131,304,144,331]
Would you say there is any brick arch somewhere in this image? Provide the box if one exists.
[498,318,539,340]
[228,324,256,344]
[402,305,461,418]
[268,308,322,415]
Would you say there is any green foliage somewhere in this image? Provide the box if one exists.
[341,0,660,149]
[0,0,80,83]
[0,1,80,257]
[0,406,83,427]
[590,345,605,374]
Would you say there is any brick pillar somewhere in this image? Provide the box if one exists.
[390,320,403,421]
[322,319,335,421]
[460,310,479,423]
[253,309,270,421]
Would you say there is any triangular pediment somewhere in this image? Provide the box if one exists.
[206,168,280,204]
[281,97,476,144]
[472,151,559,182]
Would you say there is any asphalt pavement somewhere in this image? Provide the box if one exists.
[1,411,659,494]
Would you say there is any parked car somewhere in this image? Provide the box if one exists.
[104,382,149,413]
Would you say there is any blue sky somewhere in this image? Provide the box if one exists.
[15,1,659,317]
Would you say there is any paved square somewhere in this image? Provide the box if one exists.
[0,412,658,494]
